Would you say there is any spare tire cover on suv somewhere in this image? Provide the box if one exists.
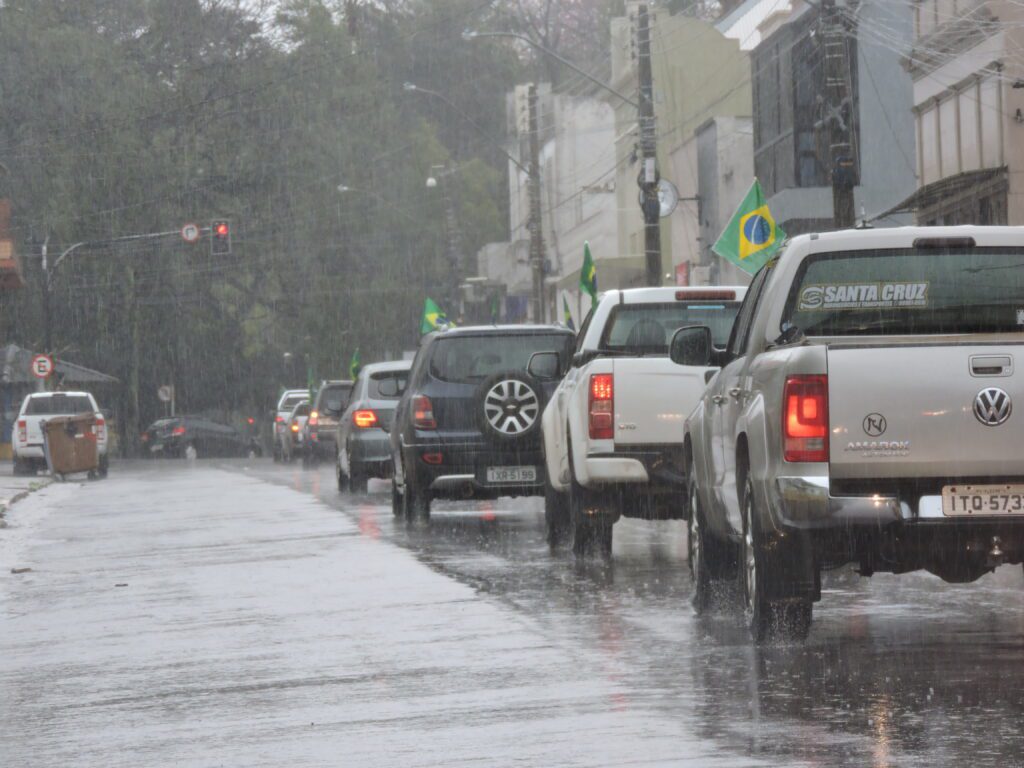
[477,371,543,442]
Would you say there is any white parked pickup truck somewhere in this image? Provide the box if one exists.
[12,390,109,476]
[534,286,746,556]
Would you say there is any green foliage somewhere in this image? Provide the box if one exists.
[0,0,526,445]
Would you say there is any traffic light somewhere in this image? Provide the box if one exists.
[210,219,231,256]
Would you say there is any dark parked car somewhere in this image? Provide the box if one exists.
[303,380,354,465]
[336,361,411,492]
[389,325,574,520]
[142,416,259,458]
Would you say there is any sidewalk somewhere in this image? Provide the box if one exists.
[0,462,52,522]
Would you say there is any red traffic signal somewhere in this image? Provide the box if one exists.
[210,219,231,255]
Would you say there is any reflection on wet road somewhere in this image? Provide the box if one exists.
[1,460,1022,767]
[260,461,1024,767]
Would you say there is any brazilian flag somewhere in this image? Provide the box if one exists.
[712,179,786,275]
[420,297,452,335]
[580,241,597,309]
[562,294,575,331]
[348,348,361,380]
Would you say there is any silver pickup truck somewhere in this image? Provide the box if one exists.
[675,227,1024,642]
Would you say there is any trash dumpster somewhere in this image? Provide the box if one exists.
[43,414,99,480]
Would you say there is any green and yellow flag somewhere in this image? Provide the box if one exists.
[562,294,575,332]
[348,348,361,380]
[712,179,786,275]
[420,297,452,335]
[580,241,597,309]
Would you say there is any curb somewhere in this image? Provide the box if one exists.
[0,479,54,524]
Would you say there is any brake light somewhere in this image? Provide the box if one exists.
[95,415,106,441]
[172,426,186,436]
[676,289,736,301]
[589,374,614,440]
[783,375,829,462]
[17,419,26,443]
[422,452,443,465]
[290,423,300,433]
[412,395,436,430]
[308,410,319,426]
[275,415,284,423]
[353,409,379,429]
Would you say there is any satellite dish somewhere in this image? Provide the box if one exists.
[636,178,679,218]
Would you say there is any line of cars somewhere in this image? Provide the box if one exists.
[309,226,1024,644]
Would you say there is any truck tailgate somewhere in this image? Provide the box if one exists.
[828,343,1024,479]
[612,358,709,446]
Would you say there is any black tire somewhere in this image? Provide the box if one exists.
[12,458,32,476]
[545,479,570,547]
[336,462,347,492]
[97,455,109,479]
[688,464,714,615]
[349,464,368,494]
[739,476,812,643]
[391,477,403,517]
[476,370,544,445]
[403,477,430,522]
[567,434,614,558]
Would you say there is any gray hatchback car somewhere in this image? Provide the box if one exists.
[336,360,412,492]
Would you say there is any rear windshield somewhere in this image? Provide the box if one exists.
[368,371,408,399]
[292,403,310,417]
[430,334,573,383]
[601,303,740,353]
[24,394,93,415]
[784,248,1024,336]
[316,384,352,413]
[279,394,307,411]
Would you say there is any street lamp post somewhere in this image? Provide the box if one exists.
[426,165,463,312]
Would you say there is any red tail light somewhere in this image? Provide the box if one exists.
[141,433,149,442]
[308,410,319,426]
[247,417,255,425]
[275,415,284,423]
[421,452,443,465]
[412,395,436,430]
[353,409,379,429]
[290,423,300,433]
[17,419,26,443]
[783,375,829,462]
[172,426,186,436]
[589,374,614,440]
[95,415,106,441]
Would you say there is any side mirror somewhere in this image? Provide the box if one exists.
[670,326,713,367]
[528,351,561,380]
[378,378,400,398]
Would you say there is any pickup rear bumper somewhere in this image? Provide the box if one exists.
[579,445,686,489]
[773,476,903,530]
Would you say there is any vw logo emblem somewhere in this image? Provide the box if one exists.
[974,387,1012,427]
[862,413,887,436]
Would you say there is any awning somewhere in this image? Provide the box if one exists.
[0,344,119,385]
[880,167,1007,218]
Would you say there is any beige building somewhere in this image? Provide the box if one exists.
[899,0,1024,223]
[608,8,753,287]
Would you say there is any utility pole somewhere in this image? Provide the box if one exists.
[821,0,857,229]
[527,83,546,322]
[636,4,662,287]
[429,165,463,313]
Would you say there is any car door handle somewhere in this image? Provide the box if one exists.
[729,387,742,399]
[711,395,726,405]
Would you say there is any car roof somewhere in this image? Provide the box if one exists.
[360,360,412,374]
[27,390,93,397]
[785,225,1024,255]
[599,286,748,305]
[427,324,574,340]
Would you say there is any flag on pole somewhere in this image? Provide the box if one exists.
[562,294,575,331]
[348,348,361,380]
[580,241,597,309]
[712,179,786,275]
[420,298,452,335]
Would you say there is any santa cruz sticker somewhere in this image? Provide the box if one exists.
[798,282,929,311]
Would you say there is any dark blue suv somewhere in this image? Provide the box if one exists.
[390,325,574,520]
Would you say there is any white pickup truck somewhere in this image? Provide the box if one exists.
[535,286,745,556]
[12,390,109,476]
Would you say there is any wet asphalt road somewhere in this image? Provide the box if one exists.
[2,460,1024,767]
